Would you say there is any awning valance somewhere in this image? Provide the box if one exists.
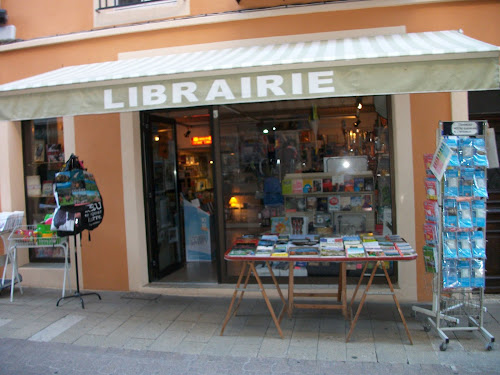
[0,30,498,120]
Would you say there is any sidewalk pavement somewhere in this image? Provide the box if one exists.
[0,285,499,375]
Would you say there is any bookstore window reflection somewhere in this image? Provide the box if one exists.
[22,118,65,262]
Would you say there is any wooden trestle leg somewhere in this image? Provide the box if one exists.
[220,260,285,339]
[380,261,413,345]
[346,261,380,343]
[346,261,413,344]
[220,260,249,336]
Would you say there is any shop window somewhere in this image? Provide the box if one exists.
[219,97,395,280]
[21,118,66,262]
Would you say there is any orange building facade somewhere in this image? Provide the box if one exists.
[0,0,499,301]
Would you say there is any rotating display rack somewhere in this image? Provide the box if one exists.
[413,120,495,351]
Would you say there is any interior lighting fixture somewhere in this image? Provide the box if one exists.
[353,118,361,127]
[154,136,160,142]
[356,97,363,110]
[263,128,269,134]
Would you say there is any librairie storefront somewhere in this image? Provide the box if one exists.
[0,30,498,287]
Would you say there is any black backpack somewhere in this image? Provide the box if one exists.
[51,154,104,237]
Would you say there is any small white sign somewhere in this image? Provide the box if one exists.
[451,121,478,136]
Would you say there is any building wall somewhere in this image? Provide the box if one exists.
[0,0,499,299]
[74,113,129,290]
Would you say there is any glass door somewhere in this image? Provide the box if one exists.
[141,113,182,281]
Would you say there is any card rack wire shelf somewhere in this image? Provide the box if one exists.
[413,120,495,352]
[0,212,24,298]
[4,225,70,303]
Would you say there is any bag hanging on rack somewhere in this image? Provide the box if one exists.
[51,154,104,237]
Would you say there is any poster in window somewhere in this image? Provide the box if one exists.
[34,140,45,162]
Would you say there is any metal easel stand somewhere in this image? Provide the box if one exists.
[57,235,101,309]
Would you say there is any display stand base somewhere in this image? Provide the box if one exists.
[56,235,101,309]
[57,291,101,309]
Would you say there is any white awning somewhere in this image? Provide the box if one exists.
[0,30,498,120]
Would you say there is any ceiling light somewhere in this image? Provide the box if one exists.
[356,97,363,110]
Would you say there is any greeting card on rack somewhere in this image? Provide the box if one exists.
[430,139,452,180]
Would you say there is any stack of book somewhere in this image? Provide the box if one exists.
[343,235,365,258]
[287,244,320,256]
[319,237,345,257]
[228,237,259,256]
[256,234,278,255]
[361,234,383,257]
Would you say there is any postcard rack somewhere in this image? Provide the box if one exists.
[3,225,70,302]
[413,121,495,351]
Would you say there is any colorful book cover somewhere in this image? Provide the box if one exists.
[285,197,298,212]
[322,178,333,192]
[328,195,340,211]
[282,179,292,195]
[303,179,313,193]
[340,196,351,211]
[306,196,317,211]
[271,217,290,234]
[313,179,323,193]
[316,197,328,212]
[361,194,373,211]
[353,178,364,192]
[292,179,303,194]
[332,175,343,192]
[350,196,362,210]
[344,177,354,192]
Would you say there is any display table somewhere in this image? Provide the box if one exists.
[1,226,70,302]
[221,251,417,343]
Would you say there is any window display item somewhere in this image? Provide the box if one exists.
[26,175,42,197]
[327,195,340,211]
[290,216,308,235]
[271,217,290,234]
